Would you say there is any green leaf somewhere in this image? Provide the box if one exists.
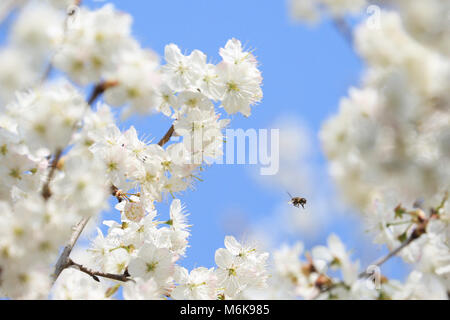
[397,232,407,243]
[394,205,406,219]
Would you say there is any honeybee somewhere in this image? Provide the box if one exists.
[287,192,307,209]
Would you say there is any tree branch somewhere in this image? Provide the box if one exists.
[88,80,118,106]
[158,125,175,147]
[67,259,133,283]
[52,217,91,283]
[42,149,63,200]
[51,80,116,281]
[358,235,416,278]
[332,17,354,47]
[314,220,428,299]
[52,121,170,284]
[0,0,25,26]
[359,219,428,278]
[52,184,125,283]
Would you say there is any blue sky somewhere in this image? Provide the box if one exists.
[1,0,409,285]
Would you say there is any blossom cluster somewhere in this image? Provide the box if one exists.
[0,0,266,299]
[264,198,449,300]
[291,0,450,299]
[0,80,109,299]
[289,0,367,23]
[63,207,269,300]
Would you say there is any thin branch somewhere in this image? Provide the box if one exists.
[314,222,428,299]
[40,63,54,84]
[52,217,91,283]
[67,259,133,283]
[52,98,172,285]
[42,59,116,199]
[158,125,175,147]
[358,236,416,278]
[41,149,63,200]
[332,17,354,47]
[53,120,171,283]
[52,185,125,283]
[88,80,118,107]
[359,219,428,278]
[0,0,25,26]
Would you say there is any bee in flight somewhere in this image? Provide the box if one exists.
[287,192,307,209]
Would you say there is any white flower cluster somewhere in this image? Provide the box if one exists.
[290,0,450,299]
[320,8,450,210]
[0,1,265,300]
[269,235,368,300]
[73,201,269,300]
[0,1,65,104]
[289,0,367,23]
[50,4,262,118]
[267,229,449,300]
[384,0,450,56]
[0,79,111,299]
[364,197,450,299]
[54,4,136,85]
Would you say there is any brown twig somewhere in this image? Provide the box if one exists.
[359,217,429,278]
[67,259,133,283]
[52,91,173,285]
[314,195,448,299]
[52,186,126,283]
[88,80,118,106]
[51,80,119,284]
[332,17,354,47]
[52,217,91,283]
[358,236,416,278]
[158,125,175,147]
[314,222,428,299]
[42,149,63,200]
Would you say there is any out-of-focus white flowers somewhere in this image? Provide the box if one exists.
[290,0,450,300]
[54,4,136,85]
[387,0,450,56]
[393,271,448,300]
[4,80,87,156]
[122,278,162,300]
[52,268,111,300]
[0,48,41,105]
[46,0,79,10]
[11,2,64,58]
[289,0,367,23]
[320,11,450,209]
[103,47,162,118]
[214,236,269,298]
[172,267,217,300]
[269,234,397,300]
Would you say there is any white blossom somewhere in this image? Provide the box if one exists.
[172,267,217,300]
